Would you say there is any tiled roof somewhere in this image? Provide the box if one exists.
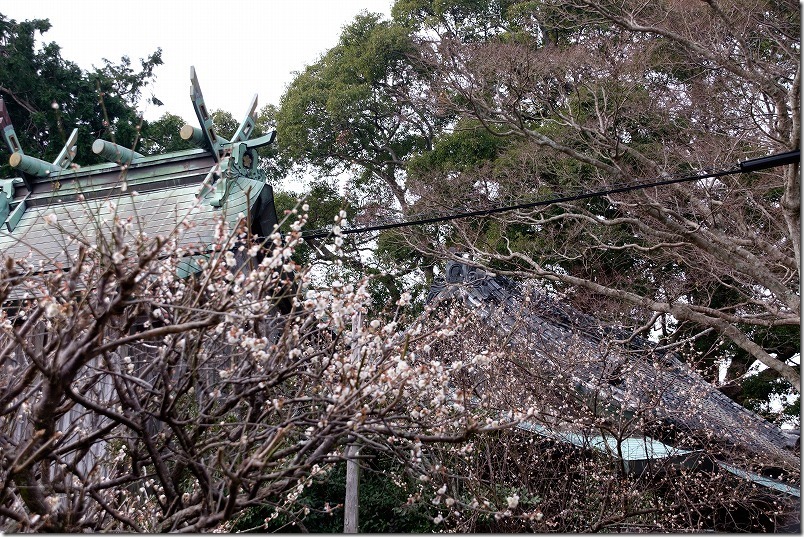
[428,261,800,475]
[0,149,248,271]
[1,69,277,275]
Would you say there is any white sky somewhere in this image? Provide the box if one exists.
[1,0,393,122]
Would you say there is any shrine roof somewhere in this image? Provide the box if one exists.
[427,261,801,478]
[0,148,222,271]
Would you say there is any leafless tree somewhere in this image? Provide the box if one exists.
[402,0,800,389]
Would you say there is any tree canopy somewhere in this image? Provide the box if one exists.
[0,13,163,167]
[276,0,800,410]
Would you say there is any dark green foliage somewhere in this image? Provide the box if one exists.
[276,12,427,180]
[407,120,510,176]
[232,456,437,533]
[273,181,351,266]
[741,368,801,425]
[275,11,443,304]
[0,13,161,168]
[252,104,290,182]
[139,113,195,154]
[392,0,520,40]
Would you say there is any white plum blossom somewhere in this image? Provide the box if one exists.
[507,494,519,509]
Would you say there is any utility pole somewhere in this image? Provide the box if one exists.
[344,443,360,533]
[344,311,362,533]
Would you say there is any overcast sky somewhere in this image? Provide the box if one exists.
[1,0,393,122]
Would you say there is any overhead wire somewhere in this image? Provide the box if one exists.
[299,149,799,241]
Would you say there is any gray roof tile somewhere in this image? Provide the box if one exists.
[430,261,800,474]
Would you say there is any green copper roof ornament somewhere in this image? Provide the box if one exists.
[189,66,226,161]
[0,98,25,186]
[184,66,277,213]
[2,98,78,184]
[173,67,279,279]
[0,177,23,228]
[91,138,144,164]
[0,97,79,231]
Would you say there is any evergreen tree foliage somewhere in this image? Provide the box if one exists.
[276,0,800,419]
[0,13,162,167]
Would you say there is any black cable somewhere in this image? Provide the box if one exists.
[300,150,799,240]
[740,149,800,172]
[299,166,732,240]
[154,165,736,262]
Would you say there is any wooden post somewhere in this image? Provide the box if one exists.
[344,311,362,533]
[344,443,360,533]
